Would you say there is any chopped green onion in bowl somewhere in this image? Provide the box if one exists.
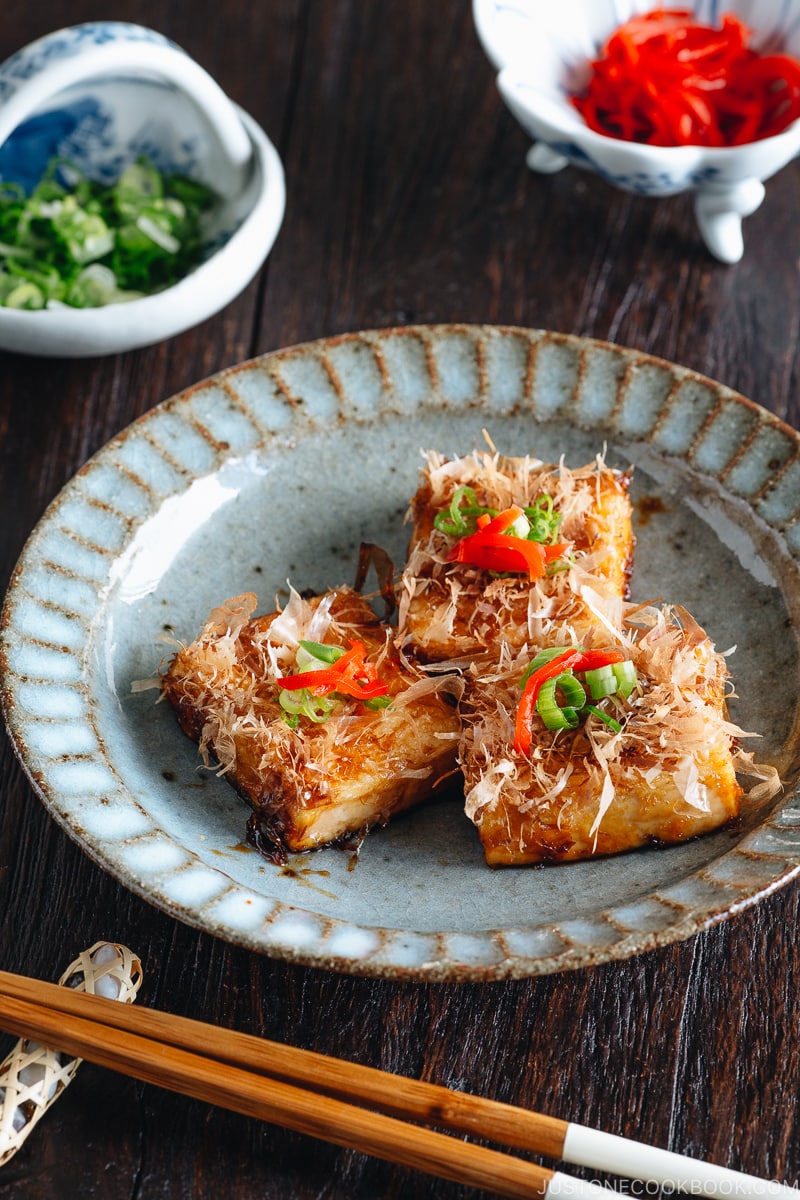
[0,156,218,310]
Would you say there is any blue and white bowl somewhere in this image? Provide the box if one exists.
[473,0,800,262]
[0,22,285,356]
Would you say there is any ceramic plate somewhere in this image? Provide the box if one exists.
[3,325,800,981]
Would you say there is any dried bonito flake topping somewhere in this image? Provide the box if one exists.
[459,603,781,865]
[397,447,634,662]
[0,942,142,1166]
[159,585,464,859]
[162,586,456,773]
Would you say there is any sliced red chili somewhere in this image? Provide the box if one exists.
[513,648,625,756]
[280,640,390,700]
[447,505,570,582]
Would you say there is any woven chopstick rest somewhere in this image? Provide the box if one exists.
[0,941,142,1166]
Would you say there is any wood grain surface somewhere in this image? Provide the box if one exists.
[1,2,799,1197]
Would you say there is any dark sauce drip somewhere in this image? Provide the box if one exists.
[245,811,287,865]
[278,865,331,880]
[636,494,667,525]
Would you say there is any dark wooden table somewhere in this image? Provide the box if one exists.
[1,2,800,1197]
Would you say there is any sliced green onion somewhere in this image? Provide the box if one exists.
[278,688,338,725]
[536,673,586,730]
[297,640,345,667]
[524,651,637,735]
[293,646,323,672]
[0,240,30,260]
[51,198,114,263]
[168,174,215,209]
[553,672,586,708]
[433,486,497,537]
[524,493,562,544]
[504,511,531,539]
[4,281,45,309]
[583,705,623,733]
[612,660,638,698]
[136,212,181,254]
[113,159,164,218]
[66,263,143,308]
[584,664,618,699]
[434,486,476,536]
[0,154,217,310]
[278,680,391,726]
[434,486,563,543]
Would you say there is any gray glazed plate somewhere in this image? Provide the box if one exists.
[3,325,800,981]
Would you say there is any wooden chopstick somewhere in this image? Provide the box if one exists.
[0,969,795,1200]
[0,967,565,1157]
[0,972,585,1200]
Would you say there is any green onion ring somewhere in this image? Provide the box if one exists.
[278,688,337,724]
[536,674,586,730]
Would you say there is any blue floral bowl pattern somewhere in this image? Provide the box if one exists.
[0,22,172,100]
[473,0,800,262]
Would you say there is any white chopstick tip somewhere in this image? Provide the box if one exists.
[562,1123,800,1200]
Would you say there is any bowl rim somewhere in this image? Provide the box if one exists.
[0,26,253,193]
[479,0,800,162]
[0,104,286,356]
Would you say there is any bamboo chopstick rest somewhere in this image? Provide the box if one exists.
[0,941,142,1166]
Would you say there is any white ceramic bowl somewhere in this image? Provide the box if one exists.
[473,0,800,262]
[0,22,285,356]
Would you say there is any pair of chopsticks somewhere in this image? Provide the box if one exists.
[0,968,793,1200]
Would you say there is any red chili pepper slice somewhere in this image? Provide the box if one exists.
[513,649,625,756]
[571,9,800,147]
[280,640,390,700]
[447,505,571,582]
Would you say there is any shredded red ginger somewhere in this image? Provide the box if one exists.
[571,8,800,147]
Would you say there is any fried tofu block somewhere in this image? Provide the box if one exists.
[162,587,462,859]
[458,604,754,866]
[397,450,633,662]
